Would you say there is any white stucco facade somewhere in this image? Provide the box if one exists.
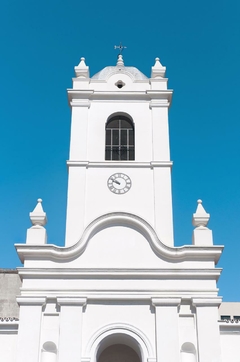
[0,55,239,362]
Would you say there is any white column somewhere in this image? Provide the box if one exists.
[153,166,174,246]
[152,297,181,362]
[16,296,46,362]
[57,297,87,362]
[65,102,89,246]
[150,104,170,161]
[192,298,222,362]
[65,165,87,246]
[150,102,174,247]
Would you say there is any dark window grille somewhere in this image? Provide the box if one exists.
[105,116,134,161]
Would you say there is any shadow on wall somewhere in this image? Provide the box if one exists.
[41,341,57,362]
[181,342,196,362]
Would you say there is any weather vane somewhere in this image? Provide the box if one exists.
[114,42,127,55]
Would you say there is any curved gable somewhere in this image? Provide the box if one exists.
[16,213,223,265]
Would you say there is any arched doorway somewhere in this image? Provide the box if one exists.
[85,324,153,362]
[98,344,140,362]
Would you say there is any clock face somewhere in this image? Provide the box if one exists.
[107,173,132,194]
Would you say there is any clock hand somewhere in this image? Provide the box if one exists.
[112,179,121,185]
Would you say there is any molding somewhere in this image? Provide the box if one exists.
[57,297,87,306]
[85,323,154,358]
[67,89,173,104]
[17,291,220,301]
[16,296,46,306]
[149,100,170,108]
[152,297,181,307]
[70,100,91,108]
[17,268,222,281]
[150,161,172,167]
[66,161,173,168]
[15,212,224,263]
[150,78,169,83]
[192,297,222,307]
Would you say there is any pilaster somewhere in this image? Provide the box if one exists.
[152,298,181,362]
[65,97,90,246]
[16,297,46,362]
[57,297,87,362]
[69,103,90,160]
[192,298,222,362]
[65,165,87,246]
[150,103,170,161]
[153,165,174,246]
[149,100,173,246]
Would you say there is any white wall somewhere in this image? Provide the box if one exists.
[0,329,18,362]
[220,332,240,362]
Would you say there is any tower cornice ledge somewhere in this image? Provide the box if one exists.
[66,161,173,168]
[67,89,173,105]
[15,212,224,264]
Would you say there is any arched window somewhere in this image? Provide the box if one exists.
[105,115,134,161]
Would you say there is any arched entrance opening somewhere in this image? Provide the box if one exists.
[95,332,143,362]
[85,324,153,362]
[98,344,140,362]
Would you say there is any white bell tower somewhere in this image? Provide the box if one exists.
[14,53,224,362]
[65,54,174,247]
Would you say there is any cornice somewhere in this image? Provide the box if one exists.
[15,212,223,264]
[67,89,173,105]
[17,268,222,281]
[66,161,173,168]
[15,290,220,301]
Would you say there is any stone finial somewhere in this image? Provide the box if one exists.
[151,57,166,78]
[192,199,210,228]
[117,54,124,67]
[29,198,47,227]
[26,199,48,245]
[74,57,89,78]
[192,200,213,246]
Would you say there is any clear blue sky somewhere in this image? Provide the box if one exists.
[0,0,239,301]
